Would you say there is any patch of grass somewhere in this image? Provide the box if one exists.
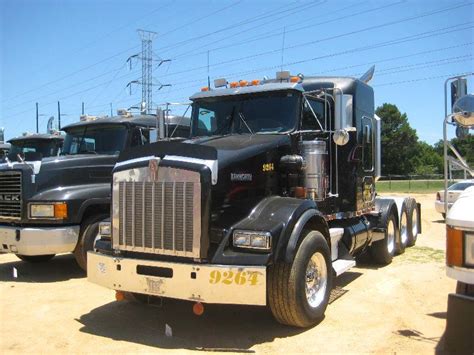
[397,246,445,264]
[376,180,444,193]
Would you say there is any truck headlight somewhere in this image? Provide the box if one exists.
[29,202,68,219]
[99,222,111,237]
[233,230,271,250]
[465,233,474,267]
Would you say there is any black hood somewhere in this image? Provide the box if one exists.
[25,154,117,192]
[117,134,291,170]
[185,134,290,169]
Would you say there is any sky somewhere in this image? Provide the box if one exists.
[0,0,473,144]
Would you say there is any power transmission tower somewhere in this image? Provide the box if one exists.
[127,29,171,114]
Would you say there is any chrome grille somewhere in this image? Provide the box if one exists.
[112,163,201,258]
[0,171,22,219]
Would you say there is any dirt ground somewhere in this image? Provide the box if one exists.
[0,193,456,354]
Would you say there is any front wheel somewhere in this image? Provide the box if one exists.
[16,254,55,263]
[74,214,108,271]
[268,230,332,327]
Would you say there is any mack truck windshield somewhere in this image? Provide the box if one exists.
[89,70,422,327]
[7,133,64,161]
[0,112,190,270]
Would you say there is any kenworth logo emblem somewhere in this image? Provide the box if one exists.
[0,194,20,201]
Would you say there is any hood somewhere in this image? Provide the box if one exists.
[184,134,290,169]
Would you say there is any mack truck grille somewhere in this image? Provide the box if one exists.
[0,171,22,219]
[112,164,202,258]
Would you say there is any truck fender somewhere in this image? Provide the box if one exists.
[282,209,329,264]
[369,197,399,242]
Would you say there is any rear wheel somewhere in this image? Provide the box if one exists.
[74,214,108,271]
[396,206,408,255]
[268,230,332,327]
[370,210,398,265]
[16,254,55,263]
[406,199,419,247]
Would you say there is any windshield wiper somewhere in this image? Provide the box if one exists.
[238,112,253,135]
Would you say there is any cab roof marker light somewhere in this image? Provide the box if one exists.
[239,80,248,87]
[214,78,228,88]
[201,87,209,92]
[251,79,260,86]
[276,71,290,80]
[229,82,238,88]
[290,76,300,83]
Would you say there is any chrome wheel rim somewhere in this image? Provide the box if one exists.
[412,209,418,238]
[400,211,408,246]
[387,219,395,254]
[305,252,328,308]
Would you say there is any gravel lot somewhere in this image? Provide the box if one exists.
[0,193,455,353]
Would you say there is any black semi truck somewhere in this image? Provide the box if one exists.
[0,112,190,270]
[89,70,421,327]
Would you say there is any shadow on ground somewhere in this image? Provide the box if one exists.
[77,271,361,351]
[77,299,308,352]
[0,254,84,283]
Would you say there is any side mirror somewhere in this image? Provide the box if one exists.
[450,78,467,111]
[334,92,354,131]
[452,94,474,127]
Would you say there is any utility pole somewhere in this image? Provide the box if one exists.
[127,29,171,114]
[57,101,61,130]
[36,102,39,133]
[110,103,113,116]
[82,102,85,115]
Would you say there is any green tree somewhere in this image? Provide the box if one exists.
[376,103,419,175]
[434,135,474,167]
[412,141,443,175]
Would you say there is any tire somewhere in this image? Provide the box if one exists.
[370,210,398,265]
[395,204,408,255]
[16,254,55,263]
[406,199,419,247]
[268,230,332,327]
[74,214,108,271]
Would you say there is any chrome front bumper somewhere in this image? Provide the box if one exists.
[0,225,80,255]
[87,251,267,305]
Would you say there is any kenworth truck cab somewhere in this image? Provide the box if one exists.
[0,112,190,270]
[89,70,421,327]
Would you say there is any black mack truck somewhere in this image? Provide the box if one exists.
[0,112,190,270]
[89,70,421,327]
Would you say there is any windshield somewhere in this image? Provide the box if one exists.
[191,91,300,137]
[62,125,127,155]
[448,181,474,191]
[8,139,61,160]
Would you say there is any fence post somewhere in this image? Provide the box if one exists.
[389,175,392,190]
[408,175,411,191]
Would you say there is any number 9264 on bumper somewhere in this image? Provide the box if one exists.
[87,251,267,305]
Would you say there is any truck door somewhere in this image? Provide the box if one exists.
[362,116,375,209]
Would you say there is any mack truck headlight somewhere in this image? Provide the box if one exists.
[98,221,111,237]
[29,202,68,219]
[233,230,271,250]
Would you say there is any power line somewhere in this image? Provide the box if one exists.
[0,1,241,105]
[155,1,326,54]
[166,44,474,89]
[170,1,402,61]
[158,2,472,79]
